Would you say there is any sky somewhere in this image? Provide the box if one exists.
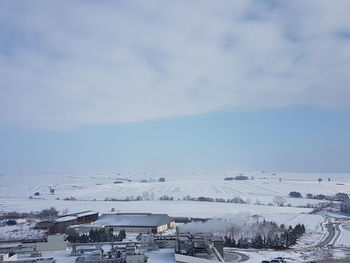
[0,0,350,174]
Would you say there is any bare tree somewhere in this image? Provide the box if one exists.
[49,187,55,194]
[273,196,286,206]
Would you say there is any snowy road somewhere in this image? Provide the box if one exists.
[317,222,340,247]
[224,249,249,262]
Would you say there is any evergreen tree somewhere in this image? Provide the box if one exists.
[117,229,126,241]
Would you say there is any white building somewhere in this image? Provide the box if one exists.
[0,253,17,261]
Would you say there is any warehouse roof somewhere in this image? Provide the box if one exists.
[66,210,98,217]
[55,216,77,222]
[94,213,173,228]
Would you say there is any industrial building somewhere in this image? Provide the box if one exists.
[50,210,98,233]
[78,213,175,234]
[35,210,98,233]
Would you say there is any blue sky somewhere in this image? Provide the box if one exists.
[0,1,350,174]
[1,107,350,174]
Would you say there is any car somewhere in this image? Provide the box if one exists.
[275,257,285,262]
[261,261,270,263]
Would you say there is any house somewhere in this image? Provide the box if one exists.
[340,201,350,214]
[78,213,175,234]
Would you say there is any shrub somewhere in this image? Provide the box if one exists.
[306,193,313,199]
[289,191,303,198]
[224,177,234,181]
[37,207,59,219]
[334,193,349,201]
[314,194,327,200]
[63,196,77,201]
[234,176,248,180]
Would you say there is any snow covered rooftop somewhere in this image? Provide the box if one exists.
[55,216,77,222]
[66,210,98,217]
[94,213,173,227]
[75,211,98,217]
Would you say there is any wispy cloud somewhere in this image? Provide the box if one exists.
[1,0,350,129]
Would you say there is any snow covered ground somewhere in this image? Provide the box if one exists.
[0,223,45,240]
[335,221,350,247]
[1,172,349,203]
[146,249,176,263]
[1,171,344,226]
[1,171,350,262]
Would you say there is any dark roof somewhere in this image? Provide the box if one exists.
[95,213,174,227]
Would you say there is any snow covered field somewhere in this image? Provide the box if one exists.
[1,172,348,227]
[1,171,350,262]
[1,171,349,203]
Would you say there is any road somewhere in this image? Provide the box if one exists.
[223,248,249,262]
[317,222,338,247]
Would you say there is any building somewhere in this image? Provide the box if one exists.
[25,234,67,252]
[79,213,175,234]
[75,251,148,263]
[67,211,99,224]
[34,220,55,231]
[50,216,78,233]
[49,211,98,233]
[340,201,350,214]
[0,252,17,261]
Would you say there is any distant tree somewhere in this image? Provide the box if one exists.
[314,194,327,200]
[227,197,245,204]
[306,193,313,199]
[215,198,226,203]
[38,207,59,219]
[34,192,40,196]
[234,175,248,180]
[49,187,55,194]
[289,191,303,198]
[328,178,331,182]
[273,196,286,206]
[334,193,349,201]
[224,177,234,181]
[318,178,322,184]
[158,177,166,182]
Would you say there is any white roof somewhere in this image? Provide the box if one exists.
[55,216,77,222]
[94,213,173,228]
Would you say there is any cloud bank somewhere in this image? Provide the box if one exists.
[1,0,350,129]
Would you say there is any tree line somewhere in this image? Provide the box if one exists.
[223,223,305,249]
[67,228,126,243]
